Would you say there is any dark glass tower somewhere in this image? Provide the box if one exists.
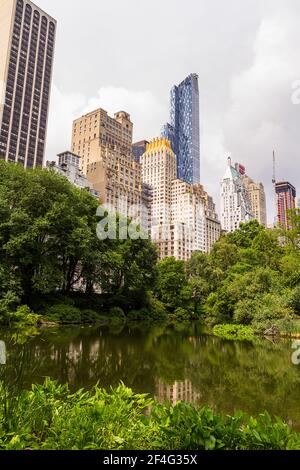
[162,73,200,184]
[0,0,56,168]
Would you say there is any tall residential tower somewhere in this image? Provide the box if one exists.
[0,0,56,167]
[275,181,296,230]
[221,158,254,233]
[162,73,200,184]
[142,138,220,261]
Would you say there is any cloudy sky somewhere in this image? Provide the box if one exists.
[38,0,300,223]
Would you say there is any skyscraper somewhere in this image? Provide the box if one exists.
[72,108,133,175]
[221,158,254,233]
[132,140,149,163]
[72,107,148,229]
[162,73,200,184]
[275,181,296,230]
[0,0,56,168]
[243,175,267,227]
[141,138,220,261]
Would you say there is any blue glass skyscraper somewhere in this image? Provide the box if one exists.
[162,73,200,184]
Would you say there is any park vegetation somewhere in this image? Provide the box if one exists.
[0,379,299,450]
[0,161,299,334]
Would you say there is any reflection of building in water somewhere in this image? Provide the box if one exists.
[0,340,6,364]
[155,379,201,406]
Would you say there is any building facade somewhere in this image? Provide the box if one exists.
[47,151,99,198]
[0,0,56,167]
[85,146,145,220]
[275,181,296,230]
[71,108,133,175]
[243,175,267,227]
[161,73,200,185]
[221,158,254,233]
[141,138,220,261]
[132,140,149,163]
[72,107,148,229]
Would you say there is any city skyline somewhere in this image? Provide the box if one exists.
[35,0,300,226]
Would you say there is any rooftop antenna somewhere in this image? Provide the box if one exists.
[272,150,278,226]
[272,150,276,186]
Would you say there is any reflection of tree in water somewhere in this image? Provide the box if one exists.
[1,324,300,429]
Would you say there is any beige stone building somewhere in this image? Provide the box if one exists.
[141,138,221,261]
[71,109,133,175]
[71,108,149,229]
[243,175,267,227]
[0,0,56,167]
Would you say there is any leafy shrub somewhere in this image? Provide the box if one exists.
[169,307,192,323]
[109,307,125,319]
[148,295,169,320]
[0,379,299,450]
[80,309,101,323]
[213,324,255,341]
[44,304,82,324]
[287,286,300,315]
[127,309,150,322]
[250,294,292,332]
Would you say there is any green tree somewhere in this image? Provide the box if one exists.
[155,258,187,311]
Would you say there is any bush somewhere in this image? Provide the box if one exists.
[80,309,101,323]
[233,299,255,325]
[0,379,299,450]
[127,306,167,322]
[213,324,255,341]
[109,307,125,319]
[127,309,150,322]
[250,294,292,332]
[169,307,192,323]
[288,286,300,315]
[44,304,82,324]
[148,295,169,321]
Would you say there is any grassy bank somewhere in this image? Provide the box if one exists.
[0,379,299,450]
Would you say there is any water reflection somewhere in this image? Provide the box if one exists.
[0,341,6,364]
[1,323,300,429]
[155,379,201,406]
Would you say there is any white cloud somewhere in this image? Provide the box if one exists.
[45,85,166,162]
[83,86,167,142]
[220,6,300,222]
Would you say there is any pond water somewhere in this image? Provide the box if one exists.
[0,323,300,428]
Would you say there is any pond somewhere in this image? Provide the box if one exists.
[0,322,300,428]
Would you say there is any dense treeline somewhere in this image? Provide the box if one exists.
[0,162,158,324]
[0,161,299,331]
[155,215,300,331]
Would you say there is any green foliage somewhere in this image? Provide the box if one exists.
[80,309,102,323]
[213,324,255,341]
[170,307,192,322]
[109,307,125,319]
[0,379,299,450]
[0,162,158,324]
[227,220,264,248]
[45,304,82,324]
[183,221,300,333]
[155,258,187,310]
[287,286,300,315]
